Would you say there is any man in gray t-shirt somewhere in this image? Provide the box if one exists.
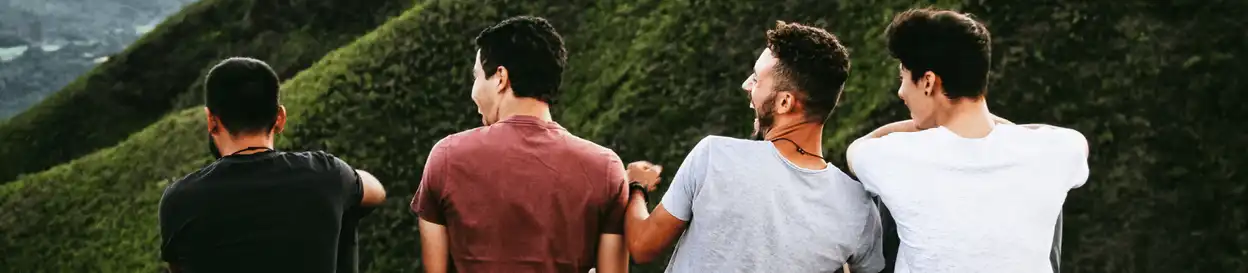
[622,21,885,273]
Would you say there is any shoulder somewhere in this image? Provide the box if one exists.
[428,127,485,156]
[1010,124,1089,156]
[850,130,928,158]
[559,132,624,166]
[691,135,758,156]
[283,150,346,167]
[163,161,225,202]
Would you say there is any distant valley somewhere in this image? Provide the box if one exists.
[0,0,193,119]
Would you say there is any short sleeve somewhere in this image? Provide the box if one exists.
[412,140,450,225]
[848,138,889,195]
[659,136,714,222]
[323,153,365,210]
[158,180,179,262]
[1061,129,1090,189]
[849,199,886,273]
[599,154,628,234]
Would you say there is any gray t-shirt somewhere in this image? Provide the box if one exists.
[659,136,885,273]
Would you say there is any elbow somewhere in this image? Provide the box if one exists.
[627,238,659,264]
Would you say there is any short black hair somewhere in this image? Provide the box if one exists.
[886,8,992,99]
[475,16,567,104]
[204,57,280,135]
[766,21,852,123]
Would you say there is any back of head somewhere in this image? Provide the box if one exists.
[886,8,992,99]
[204,57,281,135]
[766,21,852,123]
[475,16,568,104]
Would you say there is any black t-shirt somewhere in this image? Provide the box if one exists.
[159,150,368,273]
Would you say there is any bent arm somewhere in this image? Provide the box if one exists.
[418,218,450,273]
[355,169,386,207]
[625,197,687,263]
[596,234,628,273]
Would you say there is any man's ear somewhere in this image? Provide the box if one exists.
[204,107,217,133]
[495,66,510,94]
[273,105,287,134]
[922,71,939,97]
[776,91,795,114]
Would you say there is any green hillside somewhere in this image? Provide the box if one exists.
[0,0,414,184]
[1,0,1244,272]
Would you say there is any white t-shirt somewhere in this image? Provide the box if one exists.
[848,124,1089,273]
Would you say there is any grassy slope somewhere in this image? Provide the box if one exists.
[0,3,427,271]
[0,0,414,184]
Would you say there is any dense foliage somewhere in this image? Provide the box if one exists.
[1,0,1243,272]
[0,0,414,184]
[957,1,1248,271]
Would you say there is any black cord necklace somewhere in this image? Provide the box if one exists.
[768,138,826,162]
[228,146,273,157]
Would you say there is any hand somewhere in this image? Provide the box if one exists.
[627,161,663,191]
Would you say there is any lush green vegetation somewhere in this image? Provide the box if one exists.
[1,0,1243,272]
[960,1,1248,271]
[0,0,414,184]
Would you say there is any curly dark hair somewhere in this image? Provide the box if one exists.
[766,21,852,123]
[886,8,992,99]
[475,16,568,104]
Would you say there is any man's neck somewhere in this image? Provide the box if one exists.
[938,99,996,139]
[497,96,553,123]
[764,120,827,170]
[217,134,275,156]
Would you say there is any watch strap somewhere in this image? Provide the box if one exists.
[628,181,650,204]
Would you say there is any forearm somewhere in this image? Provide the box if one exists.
[866,120,918,139]
[624,191,659,262]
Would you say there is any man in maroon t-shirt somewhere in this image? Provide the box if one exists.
[411,16,629,273]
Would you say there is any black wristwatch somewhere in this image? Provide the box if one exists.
[628,181,650,204]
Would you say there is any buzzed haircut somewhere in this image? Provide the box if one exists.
[474,16,568,104]
[886,8,992,99]
[766,21,852,123]
[204,57,281,135]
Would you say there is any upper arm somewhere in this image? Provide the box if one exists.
[849,200,886,273]
[845,137,870,176]
[326,154,386,208]
[158,182,179,262]
[595,234,628,273]
[601,156,628,234]
[659,137,714,221]
[412,141,451,224]
[354,169,386,207]
[1061,128,1090,189]
[846,137,886,194]
[1022,125,1090,189]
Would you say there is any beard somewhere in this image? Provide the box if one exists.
[750,93,778,141]
[208,133,222,159]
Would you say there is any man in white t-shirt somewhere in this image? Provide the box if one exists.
[847,8,1090,273]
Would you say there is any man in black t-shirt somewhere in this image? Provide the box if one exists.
[159,57,386,273]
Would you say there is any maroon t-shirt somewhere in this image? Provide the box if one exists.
[412,115,628,273]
